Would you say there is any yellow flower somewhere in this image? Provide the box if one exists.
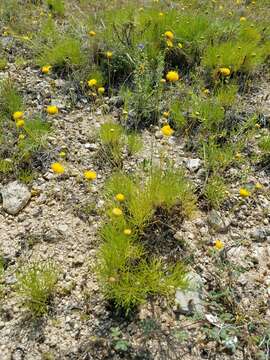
[239,188,251,197]
[203,88,210,95]
[163,111,170,118]
[178,43,183,49]
[84,170,97,181]
[98,87,105,95]
[166,40,173,48]
[51,162,65,174]
[47,105,59,115]
[214,240,224,250]
[89,30,96,37]
[219,67,231,76]
[159,12,164,17]
[13,111,24,121]
[161,124,174,137]
[240,17,247,22]
[115,193,125,202]
[123,228,132,235]
[18,134,25,140]
[164,31,174,40]
[16,119,25,128]
[106,51,113,59]
[88,78,97,87]
[166,70,179,82]
[41,65,52,74]
[112,207,123,216]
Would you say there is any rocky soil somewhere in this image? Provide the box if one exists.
[0,65,269,360]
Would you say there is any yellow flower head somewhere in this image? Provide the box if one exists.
[240,17,247,22]
[16,119,25,128]
[59,151,66,158]
[18,134,25,140]
[123,228,132,235]
[161,124,174,137]
[159,12,164,17]
[106,51,113,59]
[88,78,97,87]
[219,67,231,77]
[178,43,183,49]
[166,39,173,48]
[115,193,125,202]
[98,87,105,95]
[89,30,96,37]
[41,65,52,74]
[214,239,224,250]
[51,162,65,174]
[239,188,251,198]
[13,111,24,121]
[47,105,59,115]
[112,207,123,216]
[203,88,210,95]
[164,31,174,40]
[166,70,179,82]
[84,170,97,181]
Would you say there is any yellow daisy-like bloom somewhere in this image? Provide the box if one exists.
[115,193,125,202]
[240,17,247,22]
[18,134,25,140]
[239,188,251,198]
[16,119,25,128]
[203,88,210,95]
[13,111,24,121]
[84,170,97,181]
[166,40,173,48]
[159,12,164,17]
[106,51,113,59]
[178,43,183,49]
[219,67,231,77]
[88,78,97,87]
[51,162,65,174]
[89,30,96,37]
[112,207,123,216]
[41,65,52,74]
[47,105,59,115]
[166,70,179,82]
[214,240,224,250]
[98,87,105,95]
[161,124,174,137]
[164,31,174,40]
[123,228,132,235]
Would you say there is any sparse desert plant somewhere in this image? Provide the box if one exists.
[204,175,228,209]
[0,80,24,119]
[16,261,58,316]
[99,121,125,166]
[258,135,270,155]
[47,0,65,16]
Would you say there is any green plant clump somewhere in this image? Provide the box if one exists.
[16,261,58,316]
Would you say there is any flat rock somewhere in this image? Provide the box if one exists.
[175,272,203,315]
[207,209,229,233]
[186,158,201,172]
[1,181,31,215]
